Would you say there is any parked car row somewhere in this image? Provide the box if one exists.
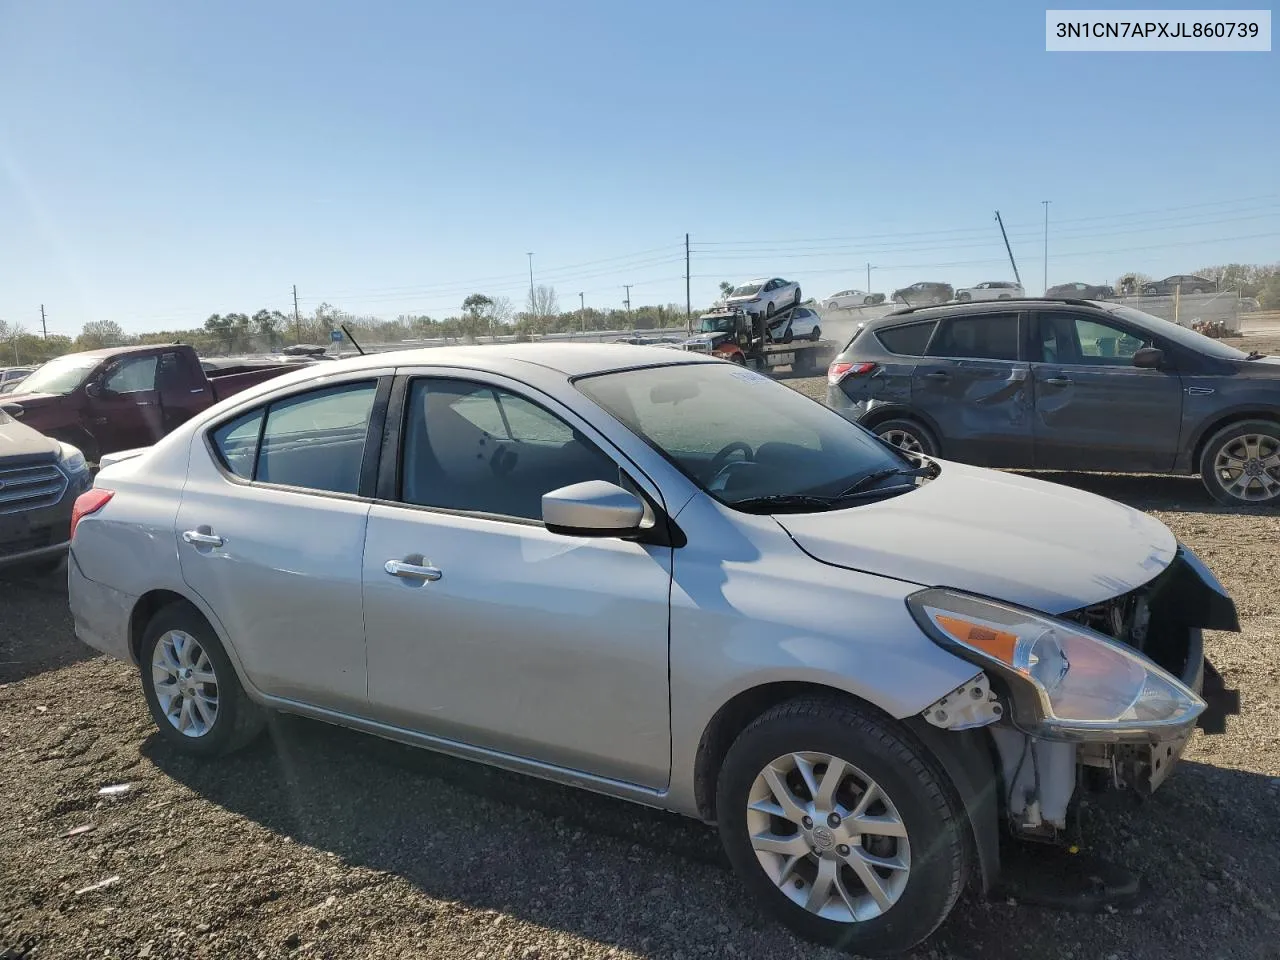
[66,340,1237,955]
[826,298,1280,506]
[0,365,35,394]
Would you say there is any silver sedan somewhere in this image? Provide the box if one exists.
[67,344,1227,954]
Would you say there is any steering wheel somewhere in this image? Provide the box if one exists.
[707,441,754,488]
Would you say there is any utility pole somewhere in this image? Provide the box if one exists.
[623,285,633,322]
[866,262,875,293]
[526,252,535,311]
[292,284,301,344]
[1042,201,1051,294]
[579,292,585,333]
[994,211,1023,287]
[685,233,692,332]
[40,304,48,339]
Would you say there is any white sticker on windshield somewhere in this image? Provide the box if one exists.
[729,369,770,384]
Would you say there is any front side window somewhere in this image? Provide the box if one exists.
[577,363,906,510]
[1040,314,1152,365]
[401,379,620,522]
[210,381,376,494]
[731,283,763,297]
[928,313,1020,361]
[104,356,158,393]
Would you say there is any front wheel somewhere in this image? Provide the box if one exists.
[716,697,967,955]
[1199,420,1280,506]
[957,292,971,302]
[793,288,802,306]
[809,326,822,342]
[140,602,266,756]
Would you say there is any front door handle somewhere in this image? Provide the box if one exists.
[384,559,443,582]
[923,371,950,380]
[1044,376,1073,386]
[182,530,224,547]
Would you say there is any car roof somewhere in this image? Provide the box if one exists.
[860,297,1113,329]
[248,342,718,380]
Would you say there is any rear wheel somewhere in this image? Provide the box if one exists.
[810,326,822,342]
[957,292,971,302]
[716,697,967,955]
[140,603,266,756]
[872,418,938,457]
[766,302,776,320]
[1199,420,1280,506]
[793,288,802,307]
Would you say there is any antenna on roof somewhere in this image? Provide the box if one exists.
[340,324,366,356]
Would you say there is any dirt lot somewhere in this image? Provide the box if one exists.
[3,333,1280,960]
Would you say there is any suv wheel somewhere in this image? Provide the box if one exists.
[793,288,801,306]
[140,602,266,756]
[1199,420,1280,506]
[873,419,938,457]
[716,697,967,955]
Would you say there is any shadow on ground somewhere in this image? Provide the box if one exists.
[144,711,1280,960]
[0,560,93,685]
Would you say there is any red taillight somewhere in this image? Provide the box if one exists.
[827,361,877,385]
[70,489,114,539]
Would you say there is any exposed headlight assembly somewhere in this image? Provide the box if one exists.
[908,588,1205,742]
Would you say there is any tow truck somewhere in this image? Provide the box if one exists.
[676,301,838,376]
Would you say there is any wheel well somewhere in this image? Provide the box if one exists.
[693,682,888,822]
[1190,411,1280,469]
[129,589,198,663]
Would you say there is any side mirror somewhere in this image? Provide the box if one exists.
[542,480,644,538]
[0,402,23,419]
[1132,346,1164,369]
[85,381,103,399]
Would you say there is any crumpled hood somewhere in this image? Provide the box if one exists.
[774,461,1177,614]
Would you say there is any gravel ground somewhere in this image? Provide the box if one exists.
[3,335,1280,960]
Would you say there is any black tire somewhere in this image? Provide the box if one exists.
[1198,419,1280,507]
[872,418,939,457]
[781,327,794,344]
[1191,287,1204,294]
[716,697,967,956]
[793,288,802,306]
[810,326,822,342]
[139,602,266,756]
[997,294,1011,300]
[766,302,776,320]
[957,292,971,302]
[862,296,874,306]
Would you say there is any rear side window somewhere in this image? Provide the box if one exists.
[876,321,936,356]
[210,381,377,494]
[929,313,1021,361]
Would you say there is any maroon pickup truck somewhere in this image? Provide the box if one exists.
[0,344,303,462]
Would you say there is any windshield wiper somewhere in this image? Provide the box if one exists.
[1246,351,1267,360]
[729,494,841,514]
[837,465,933,498]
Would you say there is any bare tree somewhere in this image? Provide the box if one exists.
[77,319,130,350]
[526,285,560,330]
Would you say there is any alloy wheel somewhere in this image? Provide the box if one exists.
[1213,433,1280,502]
[151,630,220,737]
[746,752,911,922]
[879,428,925,455]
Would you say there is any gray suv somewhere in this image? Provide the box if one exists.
[826,299,1280,506]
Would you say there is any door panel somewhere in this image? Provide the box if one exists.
[361,374,672,787]
[90,354,164,452]
[1031,312,1183,472]
[912,312,1032,466]
[362,507,672,786]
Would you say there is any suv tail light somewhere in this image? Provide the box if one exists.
[827,361,877,385]
[70,489,114,539]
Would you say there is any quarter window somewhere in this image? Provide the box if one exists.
[1039,314,1152,365]
[929,313,1021,361]
[400,379,620,522]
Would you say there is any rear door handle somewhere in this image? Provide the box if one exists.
[182,530,224,547]
[384,559,443,582]
[923,371,950,380]
[1044,376,1073,386]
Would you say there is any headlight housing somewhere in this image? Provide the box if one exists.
[907,588,1205,742]
[58,442,88,476]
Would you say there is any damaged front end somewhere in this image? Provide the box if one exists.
[913,545,1240,842]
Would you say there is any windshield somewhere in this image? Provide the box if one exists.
[698,316,735,333]
[1103,304,1250,360]
[729,284,762,297]
[576,363,909,510]
[8,355,100,396]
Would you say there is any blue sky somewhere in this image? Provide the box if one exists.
[1,0,1276,335]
